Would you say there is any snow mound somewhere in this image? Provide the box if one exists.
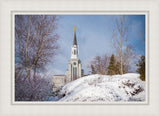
[59,73,145,102]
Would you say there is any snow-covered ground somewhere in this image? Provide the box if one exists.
[58,73,145,102]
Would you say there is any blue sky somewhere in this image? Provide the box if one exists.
[48,15,145,75]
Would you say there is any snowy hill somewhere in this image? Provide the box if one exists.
[58,73,145,102]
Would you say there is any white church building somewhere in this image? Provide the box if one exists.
[52,26,84,91]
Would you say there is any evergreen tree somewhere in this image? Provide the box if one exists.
[115,61,127,74]
[115,61,121,74]
[136,56,145,81]
[107,54,116,75]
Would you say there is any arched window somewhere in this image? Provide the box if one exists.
[74,50,76,55]
[73,67,77,80]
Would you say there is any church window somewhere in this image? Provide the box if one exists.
[73,67,77,80]
[74,50,76,55]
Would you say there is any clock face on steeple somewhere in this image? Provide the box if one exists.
[74,62,76,65]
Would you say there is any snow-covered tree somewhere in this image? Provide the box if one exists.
[15,75,53,101]
[15,15,60,101]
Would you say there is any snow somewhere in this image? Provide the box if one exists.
[58,73,145,102]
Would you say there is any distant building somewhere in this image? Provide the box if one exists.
[52,26,84,91]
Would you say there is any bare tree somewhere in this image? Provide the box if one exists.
[123,45,136,73]
[15,15,59,82]
[88,54,109,75]
[112,15,129,74]
[15,74,53,101]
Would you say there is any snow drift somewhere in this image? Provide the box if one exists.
[59,73,145,102]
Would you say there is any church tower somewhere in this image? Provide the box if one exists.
[71,26,78,59]
[65,26,84,82]
[52,26,84,91]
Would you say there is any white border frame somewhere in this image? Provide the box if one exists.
[11,11,149,105]
[1,0,160,116]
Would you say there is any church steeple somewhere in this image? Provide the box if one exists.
[71,26,78,59]
[73,26,77,45]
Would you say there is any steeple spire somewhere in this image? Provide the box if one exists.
[73,26,77,45]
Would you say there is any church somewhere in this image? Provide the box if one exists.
[52,26,84,91]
